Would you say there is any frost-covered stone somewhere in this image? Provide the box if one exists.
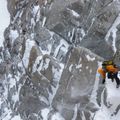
[1,0,120,120]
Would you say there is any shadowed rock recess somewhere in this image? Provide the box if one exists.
[1,0,120,120]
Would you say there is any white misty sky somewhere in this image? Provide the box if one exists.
[0,0,10,47]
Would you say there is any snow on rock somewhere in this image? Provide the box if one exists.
[86,54,95,61]
[2,113,22,120]
[0,0,10,47]
[2,110,13,120]
[41,108,65,120]
[52,63,64,81]
[22,39,35,68]
[1,92,22,120]
[71,104,80,120]
[53,39,69,58]
[42,17,47,27]
[38,34,69,62]
[69,64,73,72]
[0,69,23,120]
[93,73,120,120]
[41,108,50,120]
[11,115,22,120]
[9,29,19,44]
[44,58,50,69]
[32,5,40,22]
[32,55,51,73]
[31,18,36,28]
[76,64,82,69]
[94,107,111,120]
[80,28,86,41]
[39,96,49,105]
[7,74,16,88]
[105,13,120,53]
[48,63,64,103]
[67,8,80,18]
[106,79,120,115]
[2,0,120,119]
[51,112,65,120]
[39,43,52,55]
[32,5,40,17]
[32,55,43,73]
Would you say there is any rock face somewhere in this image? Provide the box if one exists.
[52,47,103,120]
[1,0,120,120]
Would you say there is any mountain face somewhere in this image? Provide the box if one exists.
[1,0,120,120]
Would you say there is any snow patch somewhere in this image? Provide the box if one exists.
[72,104,80,120]
[32,55,43,73]
[42,17,47,27]
[94,72,120,120]
[67,8,80,18]
[39,43,52,55]
[1,110,12,120]
[106,79,120,113]
[33,5,40,17]
[81,28,85,37]
[69,64,73,72]
[41,108,65,120]
[7,74,16,89]
[33,56,50,72]
[48,63,64,104]
[41,108,50,120]
[76,64,82,69]
[51,112,65,120]
[79,28,86,41]
[22,39,35,68]
[39,96,49,105]
[52,63,64,82]
[31,18,36,27]
[0,0,10,47]
[11,115,22,120]
[54,39,69,58]
[44,58,50,70]
[81,111,86,120]
[86,54,95,61]
[9,29,19,44]
[94,107,111,120]
[97,61,102,67]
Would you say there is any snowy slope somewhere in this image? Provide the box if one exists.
[93,72,120,120]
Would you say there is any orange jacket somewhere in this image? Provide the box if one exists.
[98,65,119,79]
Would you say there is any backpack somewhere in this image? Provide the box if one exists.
[102,60,114,72]
[102,60,114,66]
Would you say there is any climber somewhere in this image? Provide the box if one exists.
[98,60,120,88]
